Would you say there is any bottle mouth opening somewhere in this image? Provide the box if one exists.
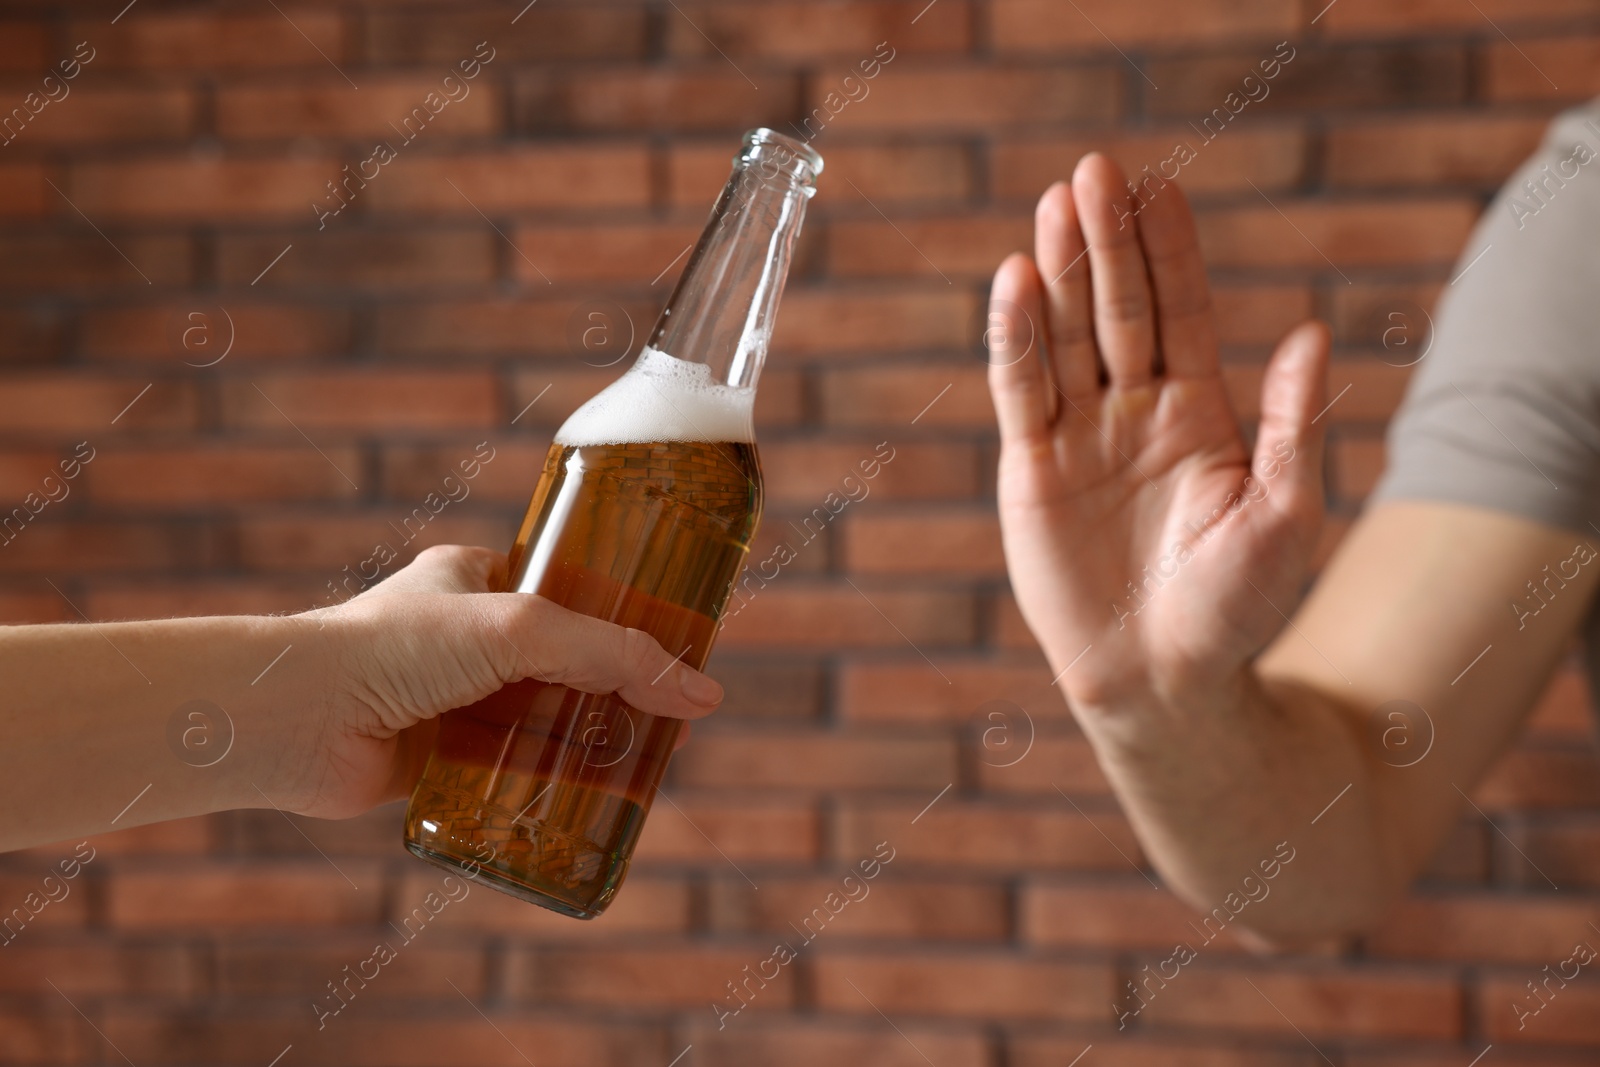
[739,128,825,186]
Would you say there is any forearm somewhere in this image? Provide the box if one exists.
[0,613,327,851]
[1075,668,1395,944]
[0,545,731,852]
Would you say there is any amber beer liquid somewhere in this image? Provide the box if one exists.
[403,130,822,918]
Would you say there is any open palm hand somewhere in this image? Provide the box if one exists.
[988,155,1331,712]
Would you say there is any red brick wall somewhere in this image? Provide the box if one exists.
[3,0,1599,1062]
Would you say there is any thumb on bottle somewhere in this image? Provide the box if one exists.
[498,595,724,720]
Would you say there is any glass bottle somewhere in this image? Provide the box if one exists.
[402,128,823,918]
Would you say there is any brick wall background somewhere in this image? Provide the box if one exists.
[2,0,1600,1062]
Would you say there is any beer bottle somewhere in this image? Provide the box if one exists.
[402,129,823,917]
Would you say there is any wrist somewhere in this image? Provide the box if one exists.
[222,611,347,813]
[1065,658,1258,756]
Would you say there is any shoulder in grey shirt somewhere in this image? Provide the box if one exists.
[1375,99,1600,533]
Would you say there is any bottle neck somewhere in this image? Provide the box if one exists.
[647,134,819,390]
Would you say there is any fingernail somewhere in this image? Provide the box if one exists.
[679,668,723,707]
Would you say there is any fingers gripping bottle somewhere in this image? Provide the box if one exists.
[403,129,823,918]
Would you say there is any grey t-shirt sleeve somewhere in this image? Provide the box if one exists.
[1372,99,1600,536]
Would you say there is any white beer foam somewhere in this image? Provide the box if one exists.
[555,346,755,446]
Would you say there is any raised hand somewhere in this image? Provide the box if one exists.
[987,154,1331,713]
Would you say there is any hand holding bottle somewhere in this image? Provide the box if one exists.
[275,544,725,821]
[0,543,721,854]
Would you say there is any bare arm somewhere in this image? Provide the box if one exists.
[1096,502,1596,940]
[987,155,1598,942]
[0,545,723,853]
